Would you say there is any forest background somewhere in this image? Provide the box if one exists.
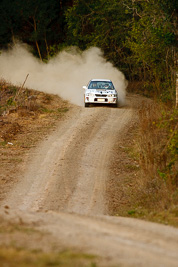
[0,0,177,102]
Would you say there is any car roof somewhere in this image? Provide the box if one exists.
[91,79,111,82]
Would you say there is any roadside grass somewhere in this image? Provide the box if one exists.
[0,217,98,267]
[0,80,70,202]
[135,101,178,224]
[109,100,178,227]
[39,107,69,113]
[0,79,70,149]
[0,248,97,267]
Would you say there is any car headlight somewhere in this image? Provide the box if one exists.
[108,94,117,97]
[86,93,94,96]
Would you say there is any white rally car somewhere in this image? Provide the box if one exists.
[83,79,118,107]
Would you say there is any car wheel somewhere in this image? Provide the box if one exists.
[85,103,89,107]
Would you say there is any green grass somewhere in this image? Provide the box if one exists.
[0,141,7,147]
[0,247,97,267]
[57,107,69,113]
[0,219,98,267]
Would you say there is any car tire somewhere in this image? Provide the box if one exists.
[85,103,89,107]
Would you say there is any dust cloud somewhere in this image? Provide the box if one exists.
[0,43,127,106]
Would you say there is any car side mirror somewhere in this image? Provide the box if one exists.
[83,86,87,90]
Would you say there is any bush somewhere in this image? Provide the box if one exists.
[137,101,178,209]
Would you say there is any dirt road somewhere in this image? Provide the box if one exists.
[1,96,178,266]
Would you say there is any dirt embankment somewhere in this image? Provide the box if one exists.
[0,87,70,202]
[0,90,178,267]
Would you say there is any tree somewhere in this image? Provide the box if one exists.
[125,0,177,100]
[0,0,74,59]
[0,0,21,47]
[66,0,132,75]
[17,0,59,60]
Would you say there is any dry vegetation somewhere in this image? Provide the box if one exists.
[0,79,70,202]
[0,215,97,267]
[137,102,177,209]
[108,99,178,226]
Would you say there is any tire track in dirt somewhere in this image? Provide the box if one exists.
[16,105,132,214]
[4,106,131,213]
[65,108,133,215]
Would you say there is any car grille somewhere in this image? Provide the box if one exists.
[95,94,107,97]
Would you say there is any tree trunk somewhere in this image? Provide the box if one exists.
[176,73,178,107]
[35,41,42,61]
[44,35,49,60]
[33,16,42,61]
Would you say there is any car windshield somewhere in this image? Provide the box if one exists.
[88,81,115,90]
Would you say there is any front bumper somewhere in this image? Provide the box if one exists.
[85,96,117,104]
